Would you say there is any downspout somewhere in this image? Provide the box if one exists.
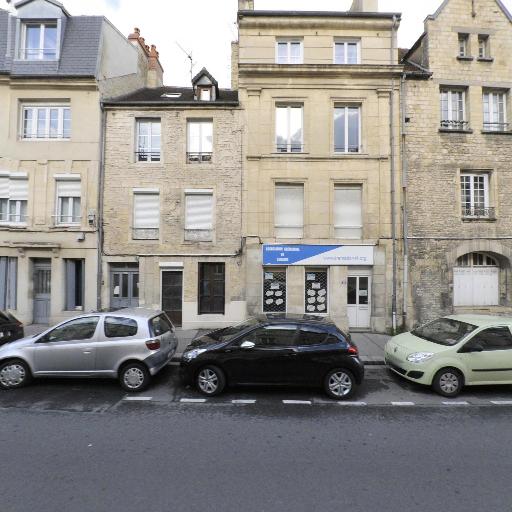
[96,103,106,311]
[390,14,398,333]
[400,72,409,329]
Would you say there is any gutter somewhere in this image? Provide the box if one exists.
[97,103,106,311]
[400,72,409,329]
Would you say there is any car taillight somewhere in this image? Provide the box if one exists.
[146,339,161,351]
[348,345,358,356]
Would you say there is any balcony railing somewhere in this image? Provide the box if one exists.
[20,48,57,60]
[132,228,159,240]
[276,143,304,153]
[135,151,161,163]
[334,145,361,153]
[462,206,496,219]
[440,120,470,130]
[187,152,213,163]
[483,122,510,132]
[52,215,81,226]
[0,214,28,225]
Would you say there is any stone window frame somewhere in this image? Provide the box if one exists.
[478,34,491,60]
[457,33,471,59]
[333,38,361,65]
[457,168,497,222]
[183,188,216,243]
[131,188,160,241]
[482,88,509,132]
[275,38,304,65]
[331,182,364,240]
[273,180,306,240]
[439,87,470,132]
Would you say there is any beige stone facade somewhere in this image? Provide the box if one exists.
[237,2,403,332]
[402,0,512,326]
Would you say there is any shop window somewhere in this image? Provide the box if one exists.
[199,263,225,315]
[263,268,286,313]
[305,269,328,314]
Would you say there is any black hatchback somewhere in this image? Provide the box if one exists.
[180,315,364,400]
[0,311,24,345]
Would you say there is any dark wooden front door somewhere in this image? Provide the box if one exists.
[162,271,183,327]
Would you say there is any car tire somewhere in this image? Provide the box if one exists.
[196,365,226,396]
[432,367,463,398]
[119,362,150,392]
[324,368,356,400]
[0,359,32,390]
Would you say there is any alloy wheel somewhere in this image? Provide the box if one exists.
[328,371,353,398]
[0,363,26,388]
[198,369,219,394]
[439,372,460,394]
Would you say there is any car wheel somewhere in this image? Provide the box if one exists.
[0,359,31,390]
[324,369,356,400]
[119,362,150,392]
[432,367,463,398]
[196,366,226,396]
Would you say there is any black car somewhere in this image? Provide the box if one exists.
[0,311,24,345]
[180,315,364,400]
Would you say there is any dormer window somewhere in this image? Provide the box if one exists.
[192,68,219,102]
[199,87,212,101]
[21,22,58,60]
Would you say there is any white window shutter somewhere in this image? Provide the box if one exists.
[275,184,303,238]
[133,193,159,229]
[334,186,362,239]
[185,193,213,230]
[0,177,9,198]
[57,180,81,198]
[9,179,28,201]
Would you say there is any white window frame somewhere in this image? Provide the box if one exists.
[55,179,81,226]
[333,185,363,239]
[275,104,304,153]
[0,176,28,226]
[276,39,304,64]
[460,172,490,218]
[333,40,361,64]
[20,22,58,60]
[187,119,213,162]
[334,105,362,153]
[483,91,507,131]
[274,183,304,239]
[136,118,161,162]
[21,105,71,140]
[458,33,469,57]
[440,89,467,129]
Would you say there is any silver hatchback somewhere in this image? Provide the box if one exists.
[0,308,178,392]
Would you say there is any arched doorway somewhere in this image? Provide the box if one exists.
[453,252,499,306]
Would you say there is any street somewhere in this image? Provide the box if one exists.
[1,366,512,512]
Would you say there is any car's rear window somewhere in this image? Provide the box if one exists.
[150,314,173,337]
[105,317,138,338]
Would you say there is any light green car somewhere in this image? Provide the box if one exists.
[385,315,512,397]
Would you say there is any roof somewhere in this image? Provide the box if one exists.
[238,10,401,20]
[113,308,163,319]
[427,0,512,22]
[104,86,239,107]
[192,67,218,87]
[446,314,512,327]
[15,0,70,17]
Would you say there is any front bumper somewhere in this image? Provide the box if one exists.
[384,351,435,386]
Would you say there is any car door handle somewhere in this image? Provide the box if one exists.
[83,351,92,355]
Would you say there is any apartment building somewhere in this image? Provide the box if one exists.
[235,0,403,332]
[402,0,512,326]
[0,0,157,325]
[102,67,245,329]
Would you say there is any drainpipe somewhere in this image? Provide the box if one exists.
[400,72,409,329]
[390,14,398,333]
[96,103,106,312]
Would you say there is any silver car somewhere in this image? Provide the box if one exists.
[0,308,178,392]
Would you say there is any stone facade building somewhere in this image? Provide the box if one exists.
[102,69,245,329]
[402,0,512,326]
[235,0,403,332]
[0,0,157,325]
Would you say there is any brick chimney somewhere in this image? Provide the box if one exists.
[128,27,164,88]
[350,0,378,12]
[238,0,254,10]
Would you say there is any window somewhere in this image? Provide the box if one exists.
[150,314,174,336]
[0,177,28,225]
[483,91,507,131]
[41,317,99,343]
[0,257,17,310]
[21,22,57,60]
[334,40,360,64]
[64,259,84,311]
[334,185,363,239]
[275,183,304,238]
[22,105,70,139]
[263,268,287,313]
[276,40,303,64]
[105,317,138,338]
[136,119,161,162]
[199,87,212,101]
[132,191,159,240]
[245,325,298,347]
[468,327,512,351]
[56,180,81,225]
[297,326,329,346]
[305,269,328,314]
[460,173,491,218]
[276,105,303,153]
[185,191,214,241]
[334,105,361,153]
[440,89,467,130]
[458,33,469,57]
[456,253,498,267]
[187,120,213,162]
[198,263,225,315]
[478,35,490,59]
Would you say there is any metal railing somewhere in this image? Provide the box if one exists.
[135,151,161,162]
[0,214,28,224]
[276,144,304,153]
[52,215,81,226]
[187,152,213,163]
[334,145,361,153]
[483,122,510,132]
[440,120,470,130]
[462,206,496,219]
[20,48,57,60]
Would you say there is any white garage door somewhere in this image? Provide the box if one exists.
[453,267,499,306]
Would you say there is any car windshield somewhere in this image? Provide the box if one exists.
[208,318,260,343]
[412,318,477,346]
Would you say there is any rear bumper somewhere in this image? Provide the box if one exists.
[146,345,177,376]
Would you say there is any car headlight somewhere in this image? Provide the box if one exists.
[183,348,207,362]
[406,352,435,364]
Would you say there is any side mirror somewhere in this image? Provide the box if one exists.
[240,340,255,349]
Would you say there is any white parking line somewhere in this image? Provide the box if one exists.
[442,401,469,406]
[282,400,312,405]
[123,396,153,401]
[391,401,415,406]
[337,401,367,406]
[490,400,512,405]
[232,399,257,404]
[180,398,207,403]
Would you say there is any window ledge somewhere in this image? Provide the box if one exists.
[0,224,28,230]
[456,55,474,61]
[462,217,497,223]
[439,128,473,134]
[50,224,82,230]
[477,57,494,62]
[271,152,308,156]
[481,130,512,135]
[20,138,70,142]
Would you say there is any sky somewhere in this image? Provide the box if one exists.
[2,0,512,87]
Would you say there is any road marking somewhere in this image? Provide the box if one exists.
[282,400,312,405]
[180,398,207,403]
[123,396,153,401]
[442,401,469,406]
[391,401,415,406]
[490,400,512,405]
[337,401,367,406]
[232,399,257,404]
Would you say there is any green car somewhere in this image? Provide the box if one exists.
[385,315,512,397]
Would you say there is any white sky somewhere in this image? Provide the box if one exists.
[2,0,512,87]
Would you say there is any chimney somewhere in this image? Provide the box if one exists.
[350,0,378,12]
[238,0,254,11]
[128,27,164,88]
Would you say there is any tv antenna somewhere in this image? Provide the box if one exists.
[175,41,196,82]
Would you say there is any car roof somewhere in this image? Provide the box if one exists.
[106,308,162,320]
[446,314,512,327]
[255,314,336,327]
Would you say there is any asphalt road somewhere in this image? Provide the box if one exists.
[1,367,512,511]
